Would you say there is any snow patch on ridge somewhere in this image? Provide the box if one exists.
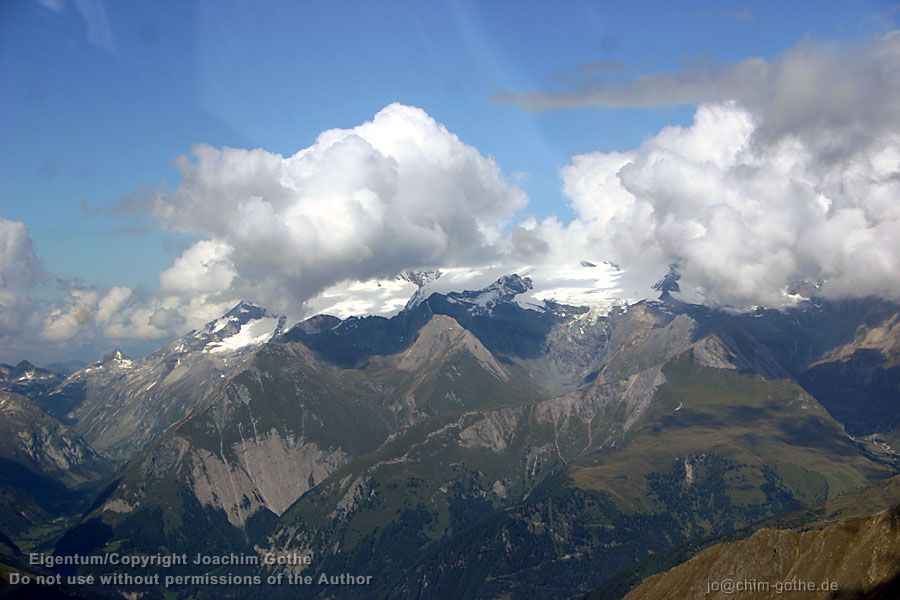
[205,316,281,353]
[301,260,663,322]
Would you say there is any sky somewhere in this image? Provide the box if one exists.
[1,0,899,364]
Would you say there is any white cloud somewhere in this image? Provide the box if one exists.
[495,32,900,307]
[0,219,43,291]
[500,31,900,155]
[36,284,233,346]
[553,102,900,306]
[0,219,233,361]
[95,287,133,324]
[146,103,527,317]
[159,239,236,295]
[6,31,900,364]
[41,289,100,341]
[0,219,45,340]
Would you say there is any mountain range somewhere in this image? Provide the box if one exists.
[1,272,898,599]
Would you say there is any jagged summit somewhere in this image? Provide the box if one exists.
[400,269,442,288]
[477,273,533,298]
[406,273,535,314]
[47,301,287,463]
[441,274,534,316]
[223,300,268,321]
[100,349,131,364]
[0,360,63,402]
[652,263,682,298]
[13,360,36,373]
[289,314,342,336]
[187,301,286,354]
[75,349,135,372]
[403,270,444,309]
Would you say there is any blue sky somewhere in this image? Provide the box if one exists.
[1,0,896,292]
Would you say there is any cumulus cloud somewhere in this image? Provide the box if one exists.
[159,239,236,295]
[138,51,899,316]
[0,219,228,362]
[495,32,900,307]
[6,31,900,362]
[0,219,43,290]
[36,284,231,348]
[95,287,133,324]
[0,219,45,338]
[547,101,900,306]
[141,103,527,316]
[41,289,100,341]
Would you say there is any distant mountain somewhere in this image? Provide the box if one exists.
[283,274,601,390]
[42,301,286,463]
[798,312,900,438]
[262,301,893,599]
[730,299,900,454]
[0,360,64,407]
[45,359,87,376]
[0,391,111,542]
[0,270,895,599]
[57,310,541,558]
[51,278,898,599]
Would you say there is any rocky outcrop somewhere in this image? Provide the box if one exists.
[0,391,111,542]
[815,314,900,368]
[190,430,348,527]
[0,391,108,485]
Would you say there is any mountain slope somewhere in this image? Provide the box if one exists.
[45,302,285,463]
[31,281,900,599]
[283,275,592,373]
[56,313,538,561]
[733,298,900,439]
[581,475,900,600]
[0,392,110,544]
[354,356,893,599]
[249,303,896,599]
[0,361,64,408]
[798,313,900,437]
[623,505,900,600]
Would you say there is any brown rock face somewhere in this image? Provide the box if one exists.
[625,506,900,600]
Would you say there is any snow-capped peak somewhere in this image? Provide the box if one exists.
[402,270,443,309]
[72,348,135,373]
[411,274,536,316]
[100,349,134,368]
[224,300,268,319]
[204,316,284,353]
[461,274,533,308]
[400,270,442,289]
[193,301,286,354]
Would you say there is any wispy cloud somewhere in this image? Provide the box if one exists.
[497,30,900,155]
[497,57,768,110]
[38,0,118,55]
